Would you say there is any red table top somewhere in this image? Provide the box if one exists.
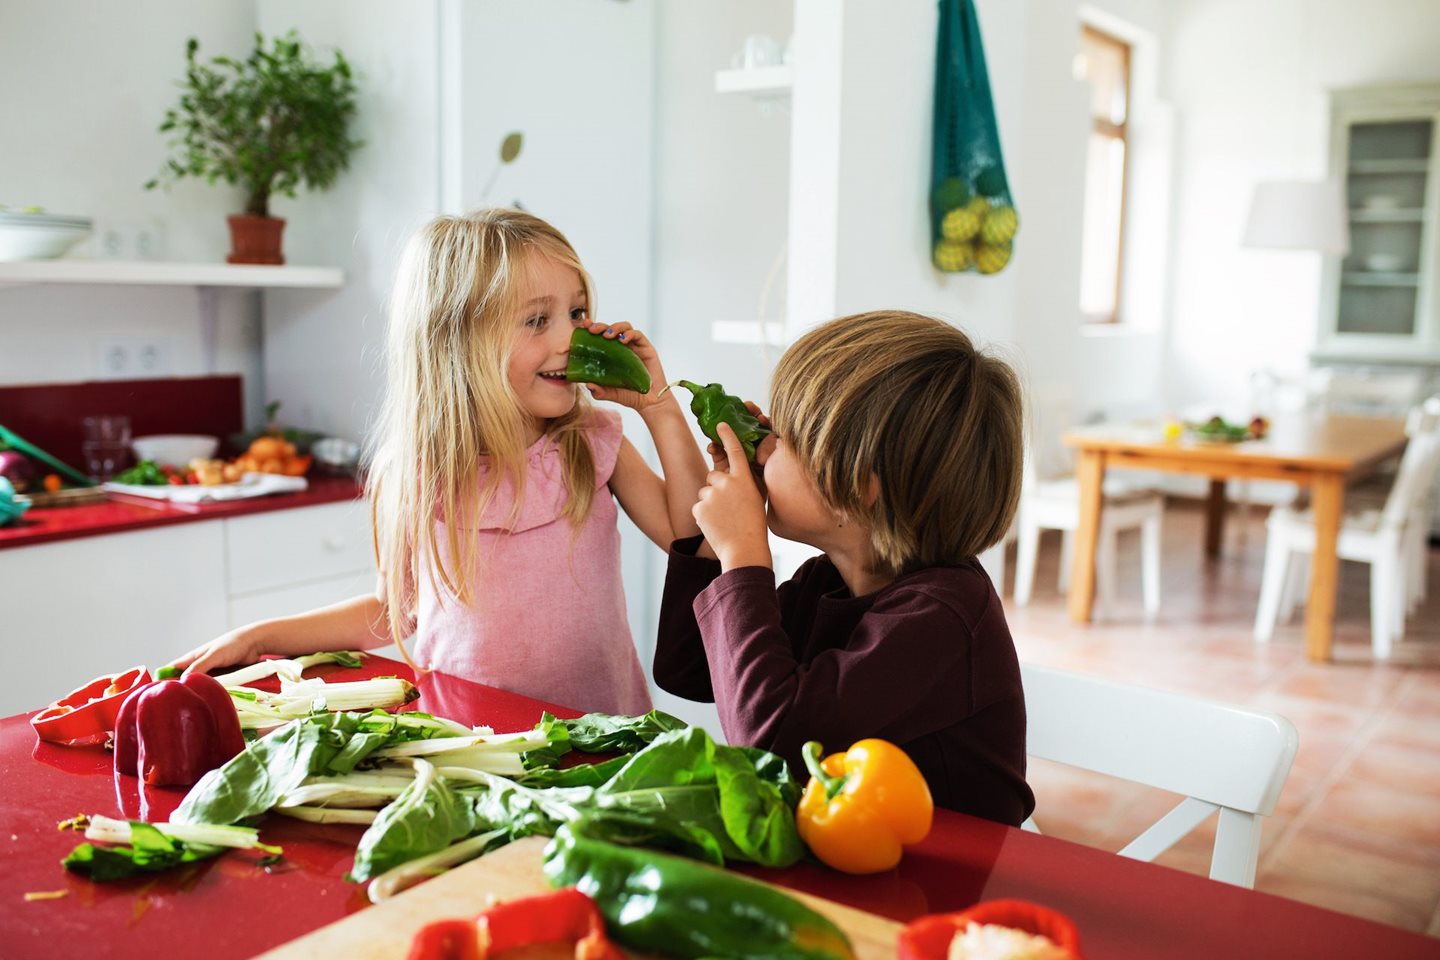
[2,658,1434,960]
[0,476,363,550]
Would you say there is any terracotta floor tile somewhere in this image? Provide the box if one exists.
[1304,779,1440,859]
[1005,501,1440,939]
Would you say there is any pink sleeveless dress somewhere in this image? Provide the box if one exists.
[413,409,651,716]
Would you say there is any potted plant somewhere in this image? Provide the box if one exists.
[147,32,362,265]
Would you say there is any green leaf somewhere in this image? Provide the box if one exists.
[499,131,523,163]
[554,709,689,753]
[348,761,477,882]
[62,822,223,882]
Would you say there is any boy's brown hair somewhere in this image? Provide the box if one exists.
[769,310,1023,577]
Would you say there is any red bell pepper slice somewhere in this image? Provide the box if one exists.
[897,899,1083,960]
[113,672,247,787]
[407,889,623,960]
[30,667,152,745]
[406,919,481,960]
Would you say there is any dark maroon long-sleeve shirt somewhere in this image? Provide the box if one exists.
[654,537,1035,826]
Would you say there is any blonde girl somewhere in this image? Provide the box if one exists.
[175,209,707,714]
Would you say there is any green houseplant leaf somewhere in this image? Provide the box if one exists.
[147,32,363,217]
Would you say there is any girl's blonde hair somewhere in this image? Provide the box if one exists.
[367,208,598,648]
[769,310,1023,577]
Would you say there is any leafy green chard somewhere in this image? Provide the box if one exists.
[173,709,509,825]
[62,818,280,882]
[349,723,805,891]
[548,708,689,753]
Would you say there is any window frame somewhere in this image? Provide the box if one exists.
[1079,23,1132,326]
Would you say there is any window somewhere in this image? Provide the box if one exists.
[1077,25,1131,324]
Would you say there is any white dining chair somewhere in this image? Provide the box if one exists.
[1020,663,1298,888]
[1012,460,1163,617]
[1254,429,1440,657]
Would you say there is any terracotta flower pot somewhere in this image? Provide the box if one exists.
[226,215,286,265]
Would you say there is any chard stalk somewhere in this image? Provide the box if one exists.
[366,827,507,903]
[375,728,547,758]
[229,678,419,728]
[83,814,281,854]
[280,773,416,808]
[215,651,365,688]
[274,806,379,825]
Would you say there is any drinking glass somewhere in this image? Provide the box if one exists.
[81,415,131,482]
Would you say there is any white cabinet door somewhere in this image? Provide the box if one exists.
[224,500,373,596]
[0,523,228,717]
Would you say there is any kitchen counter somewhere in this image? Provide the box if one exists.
[0,475,363,550]
[2,657,1436,960]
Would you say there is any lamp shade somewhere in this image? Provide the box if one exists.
[1242,179,1350,254]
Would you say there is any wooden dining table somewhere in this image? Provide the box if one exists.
[1063,413,1410,662]
[5,655,1439,958]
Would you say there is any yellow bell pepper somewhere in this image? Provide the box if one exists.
[796,739,934,874]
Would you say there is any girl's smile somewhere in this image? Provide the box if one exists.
[508,254,590,439]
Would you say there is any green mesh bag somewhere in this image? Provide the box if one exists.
[930,0,1018,275]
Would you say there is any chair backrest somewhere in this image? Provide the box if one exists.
[1024,382,1077,485]
[1381,432,1440,530]
[1020,663,1298,888]
[1406,394,1440,437]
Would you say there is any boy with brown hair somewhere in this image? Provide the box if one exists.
[655,310,1034,824]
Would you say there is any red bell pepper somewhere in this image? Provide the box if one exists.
[898,899,1083,960]
[407,888,623,960]
[113,672,246,787]
[30,667,151,745]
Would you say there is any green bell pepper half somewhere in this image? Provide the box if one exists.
[542,820,856,960]
[565,328,652,394]
[673,380,771,462]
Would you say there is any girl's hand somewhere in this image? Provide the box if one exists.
[169,626,264,677]
[694,422,772,571]
[580,321,670,415]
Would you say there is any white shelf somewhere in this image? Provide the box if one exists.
[1348,159,1430,174]
[1341,271,1420,286]
[0,259,344,289]
[715,65,793,97]
[1348,208,1424,223]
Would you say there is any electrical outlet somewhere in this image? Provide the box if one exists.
[94,337,171,379]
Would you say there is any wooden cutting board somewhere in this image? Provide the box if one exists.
[257,836,901,959]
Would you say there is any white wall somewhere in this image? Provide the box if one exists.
[254,0,441,443]
[0,1,261,412]
[1162,0,1440,411]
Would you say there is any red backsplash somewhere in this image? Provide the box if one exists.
[0,376,244,472]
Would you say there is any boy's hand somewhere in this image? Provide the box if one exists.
[579,321,672,416]
[705,400,774,492]
[694,422,772,571]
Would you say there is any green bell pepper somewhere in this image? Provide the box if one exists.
[673,380,772,462]
[542,820,855,960]
[565,328,652,394]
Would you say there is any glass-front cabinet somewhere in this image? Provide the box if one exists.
[1318,83,1440,362]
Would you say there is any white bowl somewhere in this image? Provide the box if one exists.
[131,434,219,468]
[0,212,93,261]
[312,436,360,467]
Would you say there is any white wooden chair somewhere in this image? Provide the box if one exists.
[1254,429,1440,657]
[1012,386,1162,617]
[1020,663,1298,888]
[1013,463,1163,617]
